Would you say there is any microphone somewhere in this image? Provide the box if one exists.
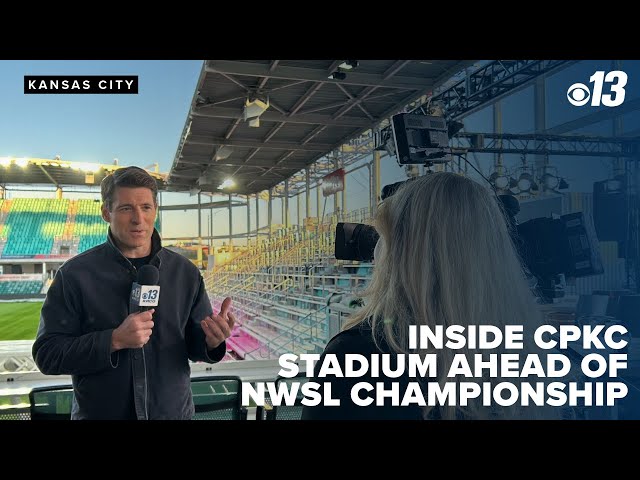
[130,265,160,312]
[132,265,158,421]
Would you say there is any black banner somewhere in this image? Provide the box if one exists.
[24,76,138,94]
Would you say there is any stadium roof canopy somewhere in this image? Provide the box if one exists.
[168,60,474,196]
[0,157,167,190]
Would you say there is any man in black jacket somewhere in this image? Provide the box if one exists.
[32,166,235,419]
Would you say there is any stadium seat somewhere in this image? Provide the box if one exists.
[2,198,69,256]
[0,407,31,420]
[0,280,43,295]
[29,385,74,420]
[190,375,247,420]
[26,378,248,420]
[0,389,31,420]
[75,199,108,252]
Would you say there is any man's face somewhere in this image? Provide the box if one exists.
[102,187,157,257]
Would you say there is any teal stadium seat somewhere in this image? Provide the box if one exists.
[190,376,247,420]
[29,385,74,420]
[76,200,108,252]
[3,198,68,256]
[0,281,43,295]
[258,374,307,421]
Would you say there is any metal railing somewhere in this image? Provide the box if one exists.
[241,303,329,360]
[202,206,375,362]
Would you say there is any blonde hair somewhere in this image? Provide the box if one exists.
[346,172,562,419]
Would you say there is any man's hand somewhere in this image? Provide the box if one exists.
[111,309,155,352]
[201,297,236,351]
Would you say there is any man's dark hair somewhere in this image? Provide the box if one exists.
[101,166,158,211]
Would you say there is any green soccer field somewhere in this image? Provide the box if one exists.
[0,302,43,341]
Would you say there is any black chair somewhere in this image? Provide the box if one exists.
[0,402,31,420]
[190,375,247,420]
[259,374,307,421]
[29,385,74,420]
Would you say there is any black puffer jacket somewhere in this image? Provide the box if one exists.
[33,229,225,420]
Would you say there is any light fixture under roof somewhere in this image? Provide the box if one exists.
[541,173,560,190]
[214,145,233,161]
[517,172,538,193]
[218,178,235,190]
[338,60,359,70]
[539,164,568,193]
[489,171,510,190]
[243,97,269,128]
[328,70,347,80]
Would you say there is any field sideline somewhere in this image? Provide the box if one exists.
[0,302,42,341]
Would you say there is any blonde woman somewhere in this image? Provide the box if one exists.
[302,172,566,420]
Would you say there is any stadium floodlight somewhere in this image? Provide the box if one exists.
[542,173,560,190]
[15,158,29,168]
[0,157,11,167]
[489,163,510,191]
[517,172,535,192]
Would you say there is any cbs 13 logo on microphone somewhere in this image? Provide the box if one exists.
[139,285,160,306]
[567,71,627,107]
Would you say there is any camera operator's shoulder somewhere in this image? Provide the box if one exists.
[323,322,379,356]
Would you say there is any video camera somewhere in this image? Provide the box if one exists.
[509,204,603,302]
[334,179,409,262]
[335,187,603,303]
[378,112,464,165]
